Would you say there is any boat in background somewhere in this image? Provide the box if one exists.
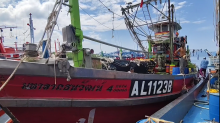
[0,27,23,60]
[0,13,36,60]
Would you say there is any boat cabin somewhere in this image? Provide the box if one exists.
[148,21,186,64]
[148,21,182,39]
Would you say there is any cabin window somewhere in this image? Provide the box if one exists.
[162,25,168,32]
[154,25,160,33]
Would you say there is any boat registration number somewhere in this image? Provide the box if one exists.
[129,80,173,97]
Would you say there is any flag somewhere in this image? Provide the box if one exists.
[140,0,144,8]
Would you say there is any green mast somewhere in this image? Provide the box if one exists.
[69,0,84,67]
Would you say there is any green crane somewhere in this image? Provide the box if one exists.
[69,0,84,67]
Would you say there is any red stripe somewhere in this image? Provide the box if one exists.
[0,109,5,117]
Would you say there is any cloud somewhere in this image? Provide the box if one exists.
[87,32,101,40]
[178,1,186,6]
[192,20,206,24]
[180,20,190,24]
[152,1,186,15]
[0,0,189,54]
[197,26,212,31]
[187,3,193,7]
[175,1,187,10]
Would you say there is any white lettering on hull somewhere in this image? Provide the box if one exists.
[129,80,173,97]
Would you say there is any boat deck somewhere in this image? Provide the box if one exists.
[182,85,211,123]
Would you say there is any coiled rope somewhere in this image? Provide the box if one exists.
[194,100,209,110]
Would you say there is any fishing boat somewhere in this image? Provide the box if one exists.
[0,0,199,123]
[0,26,21,60]
[0,13,35,60]
[137,0,219,122]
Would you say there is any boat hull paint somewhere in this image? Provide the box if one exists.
[0,60,197,123]
[8,102,171,123]
[0,75,195,123]
[0,75,194,102]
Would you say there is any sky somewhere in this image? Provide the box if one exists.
[0,0,219,54]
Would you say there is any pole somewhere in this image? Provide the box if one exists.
[83,35,149,53]
[218,0,220,83]
[14,42,17,51]
[54,41,57,53]
[0,29,2,43]
[69,0,84,67]
[58,41,60,51]
[170,4,174,64]
[168,0,173,64]
[148,41,152,58]
[29,13,35,43]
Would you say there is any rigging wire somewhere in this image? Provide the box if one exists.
[112,13,114,38]
[97,0,126,37]
[79,6,112,30]
[159,0,167,20]
[98,0,123,18]
[141,6,151,35]
[114,21,125,29]
[132,5,139,26]
[128,14,148,36]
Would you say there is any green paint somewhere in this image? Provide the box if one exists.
[119,49,122,59]
[148,41,152,52]
[69,0,84,67]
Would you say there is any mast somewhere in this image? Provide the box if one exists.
[168,0,173,64]
[218,0,220,83]
[29,13,35,43]
[69,0,84,67]
[170,4,174,64]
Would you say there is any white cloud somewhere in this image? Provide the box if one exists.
[178,1,186,6]
[181,20,190,24]
[152,1,186,15]
[0,0,131,52]
[175,1,186,10]
[0,0,189,53]
[197,26,212,31]
[192,20,206,24]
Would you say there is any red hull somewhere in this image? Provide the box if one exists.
[0,75,193,99]
[8,102,171,123]
[0,73,196,123]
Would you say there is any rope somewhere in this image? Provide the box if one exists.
[145,115,173,123]
[182,74,188,92]
[0,56,27,91]
[194,101,209,110]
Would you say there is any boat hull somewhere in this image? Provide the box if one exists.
[0,60,197,123]
[7,102,171,123]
